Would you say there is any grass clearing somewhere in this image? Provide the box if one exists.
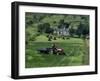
[25,36,89,68]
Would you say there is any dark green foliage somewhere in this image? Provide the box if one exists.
[76,24,83,37]
[69,27,76,37]
[43,23,53,34]
[76,22,89,38]
[54,37,57,40]
[59,19,64,25]
[64,23,70,28]
[37,23,44,33]
[38,23,54,34]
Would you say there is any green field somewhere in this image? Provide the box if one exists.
[25,35,89,68]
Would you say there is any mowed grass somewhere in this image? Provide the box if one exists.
[35,35,83,43]
[25,35,89,68]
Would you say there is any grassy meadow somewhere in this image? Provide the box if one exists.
[25,35,89,68]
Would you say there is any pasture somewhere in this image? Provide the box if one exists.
[25,35,89,68]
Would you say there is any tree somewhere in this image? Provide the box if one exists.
[82,24,89,38]
[58,19,64,28]
[45,28,54,34]
[43,23,51,33]
[38,23,54,34]
[37,23,44,33]
[76,22,89,38]
[64,23,70,28]
[76,24,83,37]
[69,27,75,37]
